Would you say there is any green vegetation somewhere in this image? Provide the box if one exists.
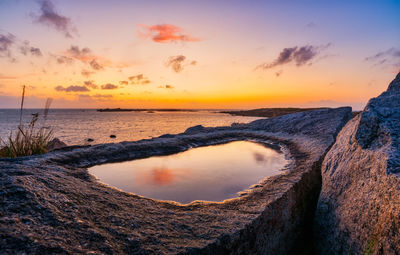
[0,86,54,158]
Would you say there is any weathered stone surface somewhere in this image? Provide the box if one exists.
[314,73,400,254]
[47,138,68,151]
[0,107,351,254]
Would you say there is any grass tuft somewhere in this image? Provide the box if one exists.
[0,85,54,158]
[0,113,54,158]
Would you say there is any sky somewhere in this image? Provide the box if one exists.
[0,0,399,110]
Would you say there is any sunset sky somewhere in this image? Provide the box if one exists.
[0,0,399,109]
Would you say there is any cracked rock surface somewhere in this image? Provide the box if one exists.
[315,73,400,255]
[0,107,351,254]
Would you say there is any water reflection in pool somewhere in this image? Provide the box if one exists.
[89,141,288,204]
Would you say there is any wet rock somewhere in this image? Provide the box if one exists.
[184,125,205,134]
[47,138,67,151]
[314,73,400,254]
[158,134,175,138]
[230,122,246,127]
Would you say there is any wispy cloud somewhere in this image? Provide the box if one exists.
[138,24,200,43]
[32,0,77,38]
[62,45,129,71]
[158,85,174,89]
[128,74,150,85]
[101,83,118,90]
[0,33,16,61]
[55,85,90,92]
[166,55,197,73]
[64,45,104,70]
[256,44,331,70]
[66,45,92,61]
[83,80,98,89]
[53,54,74,65]
[1,33,44,61]
[365,48,400,61]
[275,70,283,77]
[19,41,42,57]
[89,59,103,70]
[119,80,128,85]
[365,48,400,69]
[81,69,95,77]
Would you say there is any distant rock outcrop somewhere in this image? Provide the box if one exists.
[47,138,67,151]
[314,73,400,254]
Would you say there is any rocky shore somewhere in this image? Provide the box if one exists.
[1,73,399,254]
[0,106,351,254]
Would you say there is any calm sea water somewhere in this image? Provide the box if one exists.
[89,141,288,204]
[0,109,262,145]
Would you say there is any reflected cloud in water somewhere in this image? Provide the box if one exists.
[253,152,267,164]
[137,167,190,186]
[89,141,288,204]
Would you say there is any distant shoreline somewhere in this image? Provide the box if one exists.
[95,107,326,116]
[220,107,328,118]
[96,108,198,112]
[96,107,359,118]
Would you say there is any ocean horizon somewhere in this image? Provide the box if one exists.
[0,108,261,145]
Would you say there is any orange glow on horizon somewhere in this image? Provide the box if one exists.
[0,1,398,110]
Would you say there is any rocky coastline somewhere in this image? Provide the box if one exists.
[1,106,351,254]
[1,73,399,254]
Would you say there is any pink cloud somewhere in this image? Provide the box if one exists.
[138,24,200,43]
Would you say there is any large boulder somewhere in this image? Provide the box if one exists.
[314,73,400,254]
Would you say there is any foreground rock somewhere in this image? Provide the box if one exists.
[315,73,400,254]
[0,107,351,254]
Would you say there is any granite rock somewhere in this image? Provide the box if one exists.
[314,73,400,254]
[0,107,352,254]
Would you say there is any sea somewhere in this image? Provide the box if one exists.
[0,109,262,145]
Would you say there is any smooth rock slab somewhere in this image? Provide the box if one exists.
[315,73,400,254]
[0,107,351,254]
